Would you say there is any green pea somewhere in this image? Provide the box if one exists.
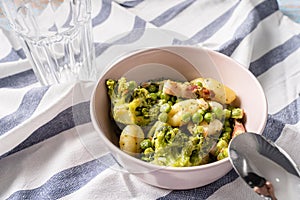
[204,112,213,122]
[213,107,224,120]
[160,93,170,101]
[182,112,191,123]
[167,101,173,106]
[221,132,231,142]
[217,147,228,160]
[148,93,157,101]
[176,98,183,103]
[214,141,227,158]
[224,120,231,128]
[192,112,203,124]
[193,125,204,134]
[224,109,231,119]
[196,82,203,87]
[217,139,228,150]
[159,99,167,104]
[224,127,232,133]
[158,112,168,122]
[198,109,206,116]
[156,90,162,98]
[160,103,171,113]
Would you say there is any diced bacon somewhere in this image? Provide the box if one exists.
[163,80,198,99]
[232,119,246,138]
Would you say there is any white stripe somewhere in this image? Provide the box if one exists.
[62,164,171,200]
[257,47,300,114]
[91,0,103,19]
[0,86,33,119]
[34,81,94,115]
[0,29,13,60]
[0,123,106,199]
[276,123,300,200]
[0,60,32,79]
[277,121,300,166]
[95,25,177,75]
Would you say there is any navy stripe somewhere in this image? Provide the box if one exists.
[150,0,197,27]
[7,154,116,200]
[0,86,49,136]
[158,96,300,199]
[0,101,91,160]
[263,96,300,142]
[116,0,144,8]
[0,69,38,88]
[92,0,112,27]
[94,16,146,56]
[218,0,279,56]
[158,170,239,200]
[173,1,240,45]
[249,34,300,77]
[0,49,26,63]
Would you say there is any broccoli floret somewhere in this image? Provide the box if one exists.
[145,121,193,167]
[106,77,160,126]
[231,108,244,119]
[106,78,138,125]
[152,128,193,167]
[106,77,137,104]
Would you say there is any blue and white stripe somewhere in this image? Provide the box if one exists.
[1,0,300,199]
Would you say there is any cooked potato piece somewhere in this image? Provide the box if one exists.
[119,124,145,154]
[168,99,209,127]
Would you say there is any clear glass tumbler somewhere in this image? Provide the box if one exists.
[0,0,96,85]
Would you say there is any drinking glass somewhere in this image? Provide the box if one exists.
[0,0,96,85]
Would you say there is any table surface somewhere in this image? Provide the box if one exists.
[0,0,300,200]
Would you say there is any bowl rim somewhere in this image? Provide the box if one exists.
[90,45,268,172]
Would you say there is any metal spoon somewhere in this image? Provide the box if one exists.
[228,132,300,200]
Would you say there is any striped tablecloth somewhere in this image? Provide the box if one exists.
[1,0,300,199]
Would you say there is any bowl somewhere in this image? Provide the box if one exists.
[90,46,268,189]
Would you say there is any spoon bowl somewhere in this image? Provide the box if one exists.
[228,132,300,200]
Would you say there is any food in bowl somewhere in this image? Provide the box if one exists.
[90,46,267,189]
[106,76,246,167]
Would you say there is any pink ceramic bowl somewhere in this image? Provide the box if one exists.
[90,46,268,189]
